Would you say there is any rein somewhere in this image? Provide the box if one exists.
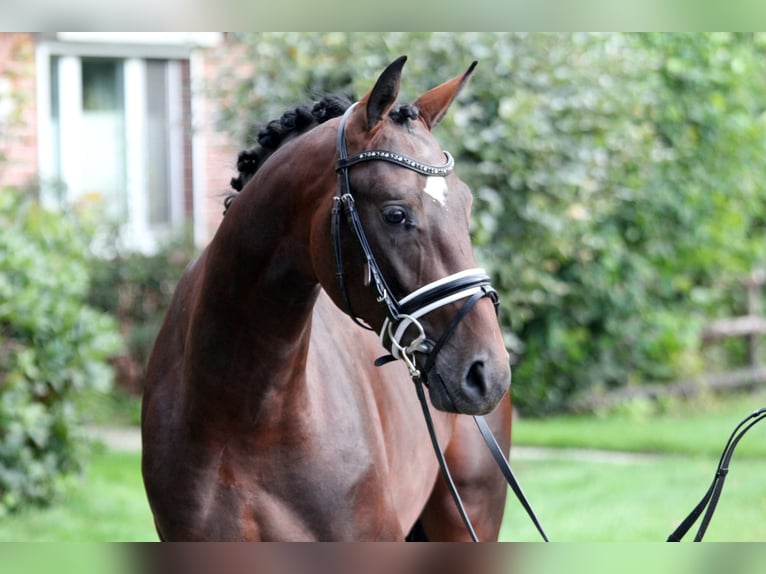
[668,406,766,542]
[333,102,548,542]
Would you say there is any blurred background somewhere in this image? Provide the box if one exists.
[1,32,765,541]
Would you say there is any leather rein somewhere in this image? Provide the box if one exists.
[332,102,548,542]
[667,406,766,541]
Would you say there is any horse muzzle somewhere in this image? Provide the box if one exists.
[424,353,511,415]
[374,268,510,414]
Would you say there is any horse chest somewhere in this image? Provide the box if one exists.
[203,430,403,541]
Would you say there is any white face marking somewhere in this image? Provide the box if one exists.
[423,176,448,207]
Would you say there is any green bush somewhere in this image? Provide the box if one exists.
[87,229,195,395]
[0,189,122,514]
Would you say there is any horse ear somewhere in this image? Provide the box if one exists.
[414,61,478,130]
[361,55,407,132]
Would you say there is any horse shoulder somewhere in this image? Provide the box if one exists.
[307,291,457,533]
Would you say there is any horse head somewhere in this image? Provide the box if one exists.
[313,56,511,416]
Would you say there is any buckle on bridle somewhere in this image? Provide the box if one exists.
[385,314,426,378]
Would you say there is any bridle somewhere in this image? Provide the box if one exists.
[332,102,499,382]
[332,102,548,542]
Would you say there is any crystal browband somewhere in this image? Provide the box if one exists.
[336,149,455,177]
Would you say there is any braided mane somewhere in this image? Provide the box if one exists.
[225,95,351,213]
[225,97,421,214]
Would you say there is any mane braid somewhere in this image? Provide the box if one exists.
[224,94,351,214]
[224,98,420,215]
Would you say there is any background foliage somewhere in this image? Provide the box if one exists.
[0,190,122,513]
[217,33,766,414]
[87,229,195,396]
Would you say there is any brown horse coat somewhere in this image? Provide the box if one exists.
[141,56,512,541]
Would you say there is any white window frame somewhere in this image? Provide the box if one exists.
[35,34,217,252]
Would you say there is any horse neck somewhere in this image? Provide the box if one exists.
[186,129,336,409]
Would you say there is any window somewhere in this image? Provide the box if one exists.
[81,58,127,222]
[42,52,187,252]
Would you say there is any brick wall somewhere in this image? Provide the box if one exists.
[194,36,256,245]
[0,33,38,189]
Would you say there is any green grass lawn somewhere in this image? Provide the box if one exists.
[511,389,766,457]
[0,450,158,542]
[502,389,766,541]
[2,390,765,542]
[500,453,766,542]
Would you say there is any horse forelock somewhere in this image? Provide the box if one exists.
[388,103,419,125]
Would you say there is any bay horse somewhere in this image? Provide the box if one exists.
[141,56,512,541]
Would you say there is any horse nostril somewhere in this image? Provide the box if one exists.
[464,361,488,396]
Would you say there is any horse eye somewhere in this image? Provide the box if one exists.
[381,206,408,226]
